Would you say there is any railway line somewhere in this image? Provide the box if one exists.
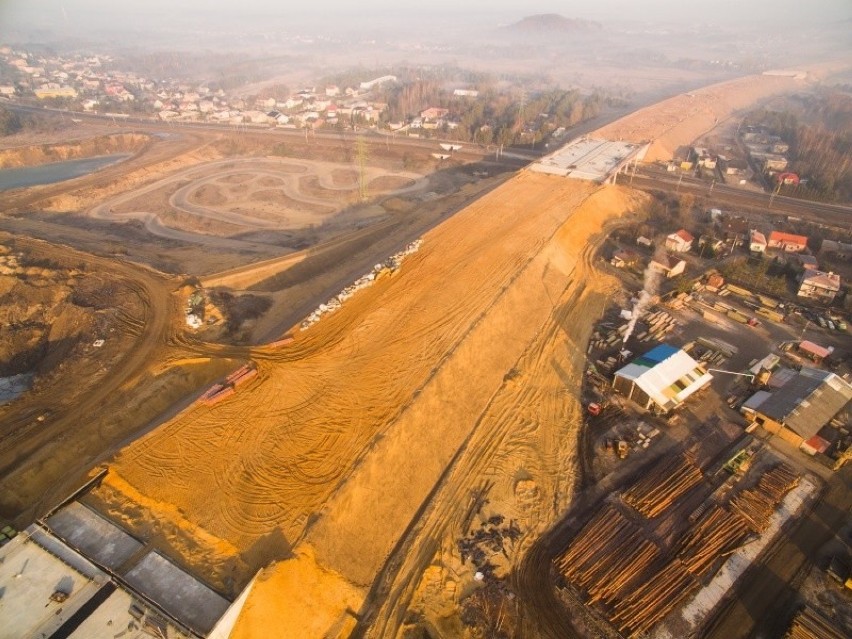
[627,169,851,227]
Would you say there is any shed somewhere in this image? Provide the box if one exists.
[798,340,831,362]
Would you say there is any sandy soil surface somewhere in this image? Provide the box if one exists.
[87,171,639,636]
[0,233,240,525]
[596,74,806,162]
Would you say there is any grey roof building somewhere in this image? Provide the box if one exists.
[742,367,852,446]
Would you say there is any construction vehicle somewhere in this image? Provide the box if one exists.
[616,440,629,459]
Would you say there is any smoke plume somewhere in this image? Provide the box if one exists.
[622,253,663,344]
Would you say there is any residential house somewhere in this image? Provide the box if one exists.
[420,107,449,122]
[0,85,16,95]
[716,214,749,241]
[763,155,789,172]
[611,249,640,269]
[650,255,686,279]
[750,230,767,253]
[453,88,479,98]
[665,229,694,253]
[798,269,841,302]
[768,231,808,253]
[820,240,852,261]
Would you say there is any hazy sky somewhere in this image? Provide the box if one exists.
[2,0,851,27]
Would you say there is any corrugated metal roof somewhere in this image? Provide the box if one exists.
[757,367,852,439]
[743,390,772,411]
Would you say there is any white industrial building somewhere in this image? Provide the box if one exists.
[613,344,713,413]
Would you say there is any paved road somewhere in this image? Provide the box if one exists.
[2,101,538,163]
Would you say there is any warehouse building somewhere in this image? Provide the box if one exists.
[741,367,852,448]
[612,344,713,413]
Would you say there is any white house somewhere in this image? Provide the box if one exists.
[797,269,841,302]
[749,229,767,253]
[664,229,694,253]
[650,255,686,279]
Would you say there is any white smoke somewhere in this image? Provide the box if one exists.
[622,257,663,344]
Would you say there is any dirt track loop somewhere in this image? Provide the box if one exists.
[87,157,427,246]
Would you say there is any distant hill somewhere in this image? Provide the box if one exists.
[504,14,602,34]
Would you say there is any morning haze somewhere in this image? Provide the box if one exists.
[0,0,850,638]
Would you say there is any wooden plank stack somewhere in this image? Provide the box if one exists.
[785,605,848,639]
[729,464,799,532]
[622,454,704,518]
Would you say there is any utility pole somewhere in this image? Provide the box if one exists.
[768,181,781,209]
[356,134,369,202]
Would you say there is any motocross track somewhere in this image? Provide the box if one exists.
[87,157,427,244]
[89,172,641,628]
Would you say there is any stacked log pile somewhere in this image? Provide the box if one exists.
[610,558,698,637]
[676,504,752,576]
[729,464,799,532]
[622,454,704,518]
[554,505,660,607]
[552,461,802,638]
[785,605,848,639]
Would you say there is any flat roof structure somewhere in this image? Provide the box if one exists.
[530,137,648,182]
[0,495,240,638]
[0,527,190,639]
[124,552,230,635]
[46,501,143,570]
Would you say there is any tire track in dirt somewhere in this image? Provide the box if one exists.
[88,157,427,248]
[353,195,636,639]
